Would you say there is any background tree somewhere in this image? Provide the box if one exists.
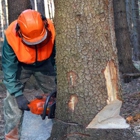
[126,0,140,61]
[30,0,45,15]
[113,0,138,74]
[7,0,31,23]
[49,0,133,139]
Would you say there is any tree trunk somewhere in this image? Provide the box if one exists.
[49,0,131,139]
[30,0,45,16]
[8,0,32,24]
[36,0,45,15]
[126,0,140,61]
[1,0,8,37]
[131,0,140,61]
[113,0,138,73]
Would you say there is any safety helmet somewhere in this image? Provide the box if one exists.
[17,9,47,45]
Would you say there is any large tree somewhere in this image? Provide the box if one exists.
[49,0,132,139]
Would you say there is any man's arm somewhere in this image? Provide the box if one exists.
[2,36,23,97]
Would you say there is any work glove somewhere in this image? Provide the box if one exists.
[16,95,30,111]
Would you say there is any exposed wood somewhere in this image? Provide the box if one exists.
[104,60,119,104]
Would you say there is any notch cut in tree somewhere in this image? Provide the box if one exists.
[87,60,129,129]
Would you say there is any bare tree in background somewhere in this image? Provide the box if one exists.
[8,0,32,24]
[30,0,45,15]
[126,0,140,61]
[113,0,138,74]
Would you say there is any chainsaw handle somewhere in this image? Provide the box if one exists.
[41,90,57,120]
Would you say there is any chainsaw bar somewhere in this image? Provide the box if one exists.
[41,90,57,120]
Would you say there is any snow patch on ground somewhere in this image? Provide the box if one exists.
[87,99,130,129]
[20,111,53,140]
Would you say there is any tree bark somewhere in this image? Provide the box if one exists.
[49,0,131,139]
[8,0,32,24]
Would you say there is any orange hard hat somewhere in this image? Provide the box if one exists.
[17,9,47,45]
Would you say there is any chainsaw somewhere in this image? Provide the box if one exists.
[28,90,56,120]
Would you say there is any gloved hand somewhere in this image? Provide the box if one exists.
[16,95,30,111]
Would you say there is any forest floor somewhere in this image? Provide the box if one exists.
[0,71,140,139]
[119,75,140,140]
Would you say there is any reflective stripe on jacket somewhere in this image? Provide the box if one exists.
[5,19,55,64]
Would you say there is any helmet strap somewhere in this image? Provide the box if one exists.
[41,14,48,29]
[15,23,22,38]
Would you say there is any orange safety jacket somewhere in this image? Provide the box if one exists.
[5,19,55,64]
